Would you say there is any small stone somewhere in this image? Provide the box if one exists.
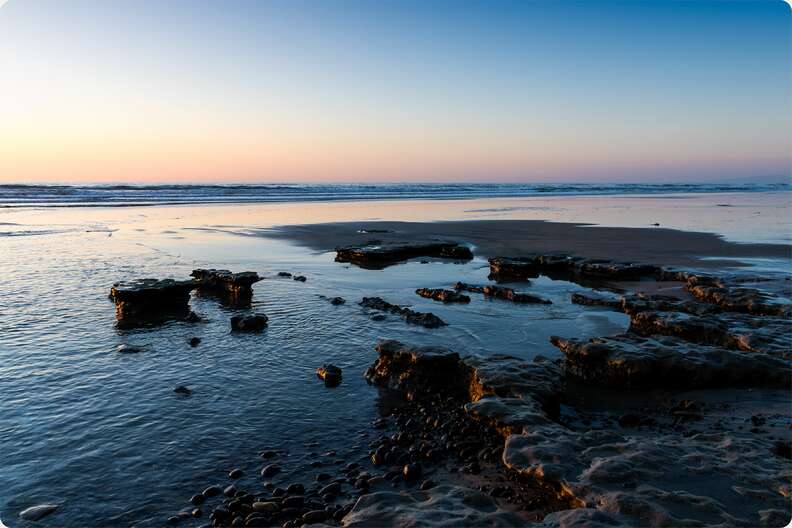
[316,473,331,481]
[117,344,145,354]
[277,272,292,278]
[329,297,346,305]
[259,450,276,459]
[231,314,268,332]
[189,337,201,347]
[260,464,281,478]
[190,494,205,505]
[191,508,202,518]
[319,482,341,496]
[282,496,303,508]
[316,364,343,387]
[293,275,307,282]
[173,385,192,396]
[286,483,304,495]
[202,485,221,498]
[223,485,237,497]
[252,501,279,514]
[229,468,244,479]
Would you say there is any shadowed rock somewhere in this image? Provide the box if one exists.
[230,314,268,332]
[109,278,196,327]
[415,288,470,303]
[685,275,791,316]
[360,297,447,328]
[19,504,59,521]
[191,269,261,306]
[316,364,342,387]
[454,282,552,304]
[336,241,473,269]
[488,255,660,283]
[551,333,791,389]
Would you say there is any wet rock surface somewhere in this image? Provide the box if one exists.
[415,288,470,304]
[191,269,261,306]
[336,241,473,269]
[455,282,552,304]
[359,297,446,328]
[230,314,269,332]
[316,364,343,387]
[19,504,59,521]
[109,278,197,327]
[488,255,661,283]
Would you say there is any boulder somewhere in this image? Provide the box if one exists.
[191,269,261,305]
[316,364,343,387]
[109,278,196,326]
[19,504,59,521]
[415,288,470,303]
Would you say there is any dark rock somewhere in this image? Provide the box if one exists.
[488,254,661,283]
[229,468,244,479]
[772,440,792,459]
[286,483,305,495]
[191,508,202,518]
[260,464,281,478]
[282,496,303,508]
[117,344,146,354]
[203,485,222,498]
[173,385,192,396]
[277,272,292,278]
[369,314,386,322]
[190,494,205,505]
[329,297,346,305]
[316,473,331,481]
[293,275,307,282]
[231,314,268,332]
[454,282,551,304]
[224,485,237,497]
[551,333,791,389]
[259,450,276,459]
[402,463,422,481]
[316,364,343,387]
[415,288,470,304]
[335,241,473,269]
[319,482,341,496]
[191,269,261,306]
[360,297,446,328]
[189,337,201,347]
[420,480,435,490]
[109,278,197,327]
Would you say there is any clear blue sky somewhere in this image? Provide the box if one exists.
[0,0,789,183]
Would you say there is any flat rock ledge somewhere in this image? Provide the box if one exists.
[109,278,197,327]
[488,255,660,283]
[191,269,261,305]
[362,339,791,527]
[359,297,447,328]
[336,241,473,269]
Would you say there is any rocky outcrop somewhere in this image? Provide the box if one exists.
[551,333,791,389]
[454,283,552,304]
[336,242,473,269]
[191,269,261,305]
[684,275,791,316]
[364,340,470,399]
[415,288,470,304]
[109,278,197,326]
[230,314,268,332]
[359,298,447,328]
[342,485,527,527]
[488,255,660,283]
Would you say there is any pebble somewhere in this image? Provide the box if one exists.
[319,482,341,495]
[173,385,192,396]
[117,344,144,354]
[252,501,279,514]
[190,494,205,505]
[286,483,304,494]
[228,468,244,479]
[293,275,307,282]
[223,485,237,497]
[302,510,327,523]
[316,473,331,481]
[202,485,221,498]
[260,464,281,478]
[259,450,276,459]
[189,337,201,347]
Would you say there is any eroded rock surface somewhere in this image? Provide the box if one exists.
[415,288,470,304]
[191,269,261,305]
[342,486,526,527]
[359,298,447,328]
[551,333,791,389]
[455,283,552,304]
[230,314,269,332]
[488,255,660,283]
[336,242,472,269]
[109,278,196,326]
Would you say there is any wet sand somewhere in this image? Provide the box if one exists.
[264,219,791,269]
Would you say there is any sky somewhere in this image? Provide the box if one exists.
[0,0,789,184]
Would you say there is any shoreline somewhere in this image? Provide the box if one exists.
[261,219,792,270]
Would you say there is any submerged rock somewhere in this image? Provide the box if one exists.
[454,282,552,304]
[188,337,201,347]
[293,275,307,282]
[19,504,59,521]
[173,385,192,396]
[316,364,343,387]
[415,288,470,303]
[230,314,268,332]
[328,296,346,305]
[360,297,446,328]
[109,278,196,327]
[116,344,146,354]
[336,241,473,269]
